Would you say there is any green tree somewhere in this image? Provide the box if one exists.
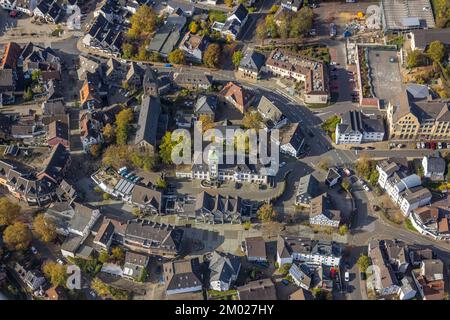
[155,177,167,190]
[356,254,371,273]
[168,49,186,65]
[91,277,110,298]
[128,5,157,38]
[102,123,115,144]
[341,180,351,191]
[121,43,135,59]
[115,108,134,145]
[138,268,148,282]
[232,50,243,68]
[198,114,215,133]
[102,193,111,200]
[111,246,125,264]
[312,288,332,300]
[0,197,21,226]
[33,214,57,243]
[265,15,278,38]
[137,45,150,61]
[427,40,445,63]
[269,5,279,14]
[90,144,102,159]
[23,87,33,101]
[203,43,221,68]
[257,203,277,222]
[290,7,313,38]
[3,222,32,251]
[43,262,67,287]
[242,111,263,129]
[338,225,348,235]
[407,50,428,68]
[31,70,42,82]
[256,20,266,43]
[159,132,175,165]
[189,21,198,34]
[369,169,379,186]
[224,0,233,7]
[355,155,372,179]
[98,250,111,264]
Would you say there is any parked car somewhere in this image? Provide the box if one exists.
[279,162,286,168]
[31,247,38,255]
[372,205,380,211]
[363,184,370,192]
[365,146,375,150]
[57,259,64,265]
[281,279,289,285]
[345,272,350,282]
[438,142,443,149]
[360,272,366,280]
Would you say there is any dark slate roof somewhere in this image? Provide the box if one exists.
[164,257,202,291]
[411,29,450,50]
[39,143,70,182]
[194,95,217,115]
[231,4,248,23]
[257,96,283,123]
[239,49,265,72]
[208,251,241,284]
[125,219,183,252]
[424,156,446,173]
[237,278,277,300]
[134,96,161,147]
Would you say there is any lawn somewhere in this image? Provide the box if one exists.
[405,218,418,232]
[321,115,341,135]
[208,10,227,23]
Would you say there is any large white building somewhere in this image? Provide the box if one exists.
[335,111,385,145]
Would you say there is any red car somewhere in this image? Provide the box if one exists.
[9,10,17,18]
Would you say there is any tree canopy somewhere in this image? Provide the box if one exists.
[407,50,428,68]
[33,214,57,243]
[356,254,371,273]
[115,108,134,145]
[168,49,186,65]
[0,197,21,226]
[128,5,158,39]
[232,50,243,68]
[43,261,67,287]
[3,222,32,251]
[203,43,221,68]
[427,40,446,63]
[257,203,277,222]
[242,111,264,129]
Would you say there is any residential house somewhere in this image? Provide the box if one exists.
[288,288,314,300]
[194,95,217,119]
[166,0,196,17]
[409,28,450,51]
[212,4,248,41]
[164,258,203,295]
[105,58,125,85]
[295,174,320,207]
[276,122,305,157]
[237,49,266,82]
[243,236,267,262]
[384,240,409,274]
[47,120,69,149]
[412,259,445,300]
[208,251,241,291]
[309,193,342,228]
[335,110,385,144]
[122,251,149,281]
[37,143,71,184]
[276,235,341,267]
[409,197,450,240]
[266,48,329,104]
[380,0,435,32]
[422,155,446,180]
[376,160,401,189]
[173,72,212,91]
[46,286,67,300]
[179,33,209,63]
[281,0,302,12]
[398,186,432,216]
[289,263,312,290]
[257,96,287,129]
[325,167,341,188]
[33,0,63,24]
[219,82,255,114]
[387,89,450,141]
[128,184,163,214]
[79,75,103,109]
[93,218,116,251]
[83,14,123,56]
[80,111,104,152]
[147,15,187,57]
[189,191,251,224]
[123,219,184,257]
[134,95,167,153]
[397,277,417,300]
[368,239,400,297]
[125,62,145,89]
[67,203,101,238]
[45,202,75,236]
[14,262,46,291]
[236,278,277,300]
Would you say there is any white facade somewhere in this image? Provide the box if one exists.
[422,156,445,180]
[399,192,432,216]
